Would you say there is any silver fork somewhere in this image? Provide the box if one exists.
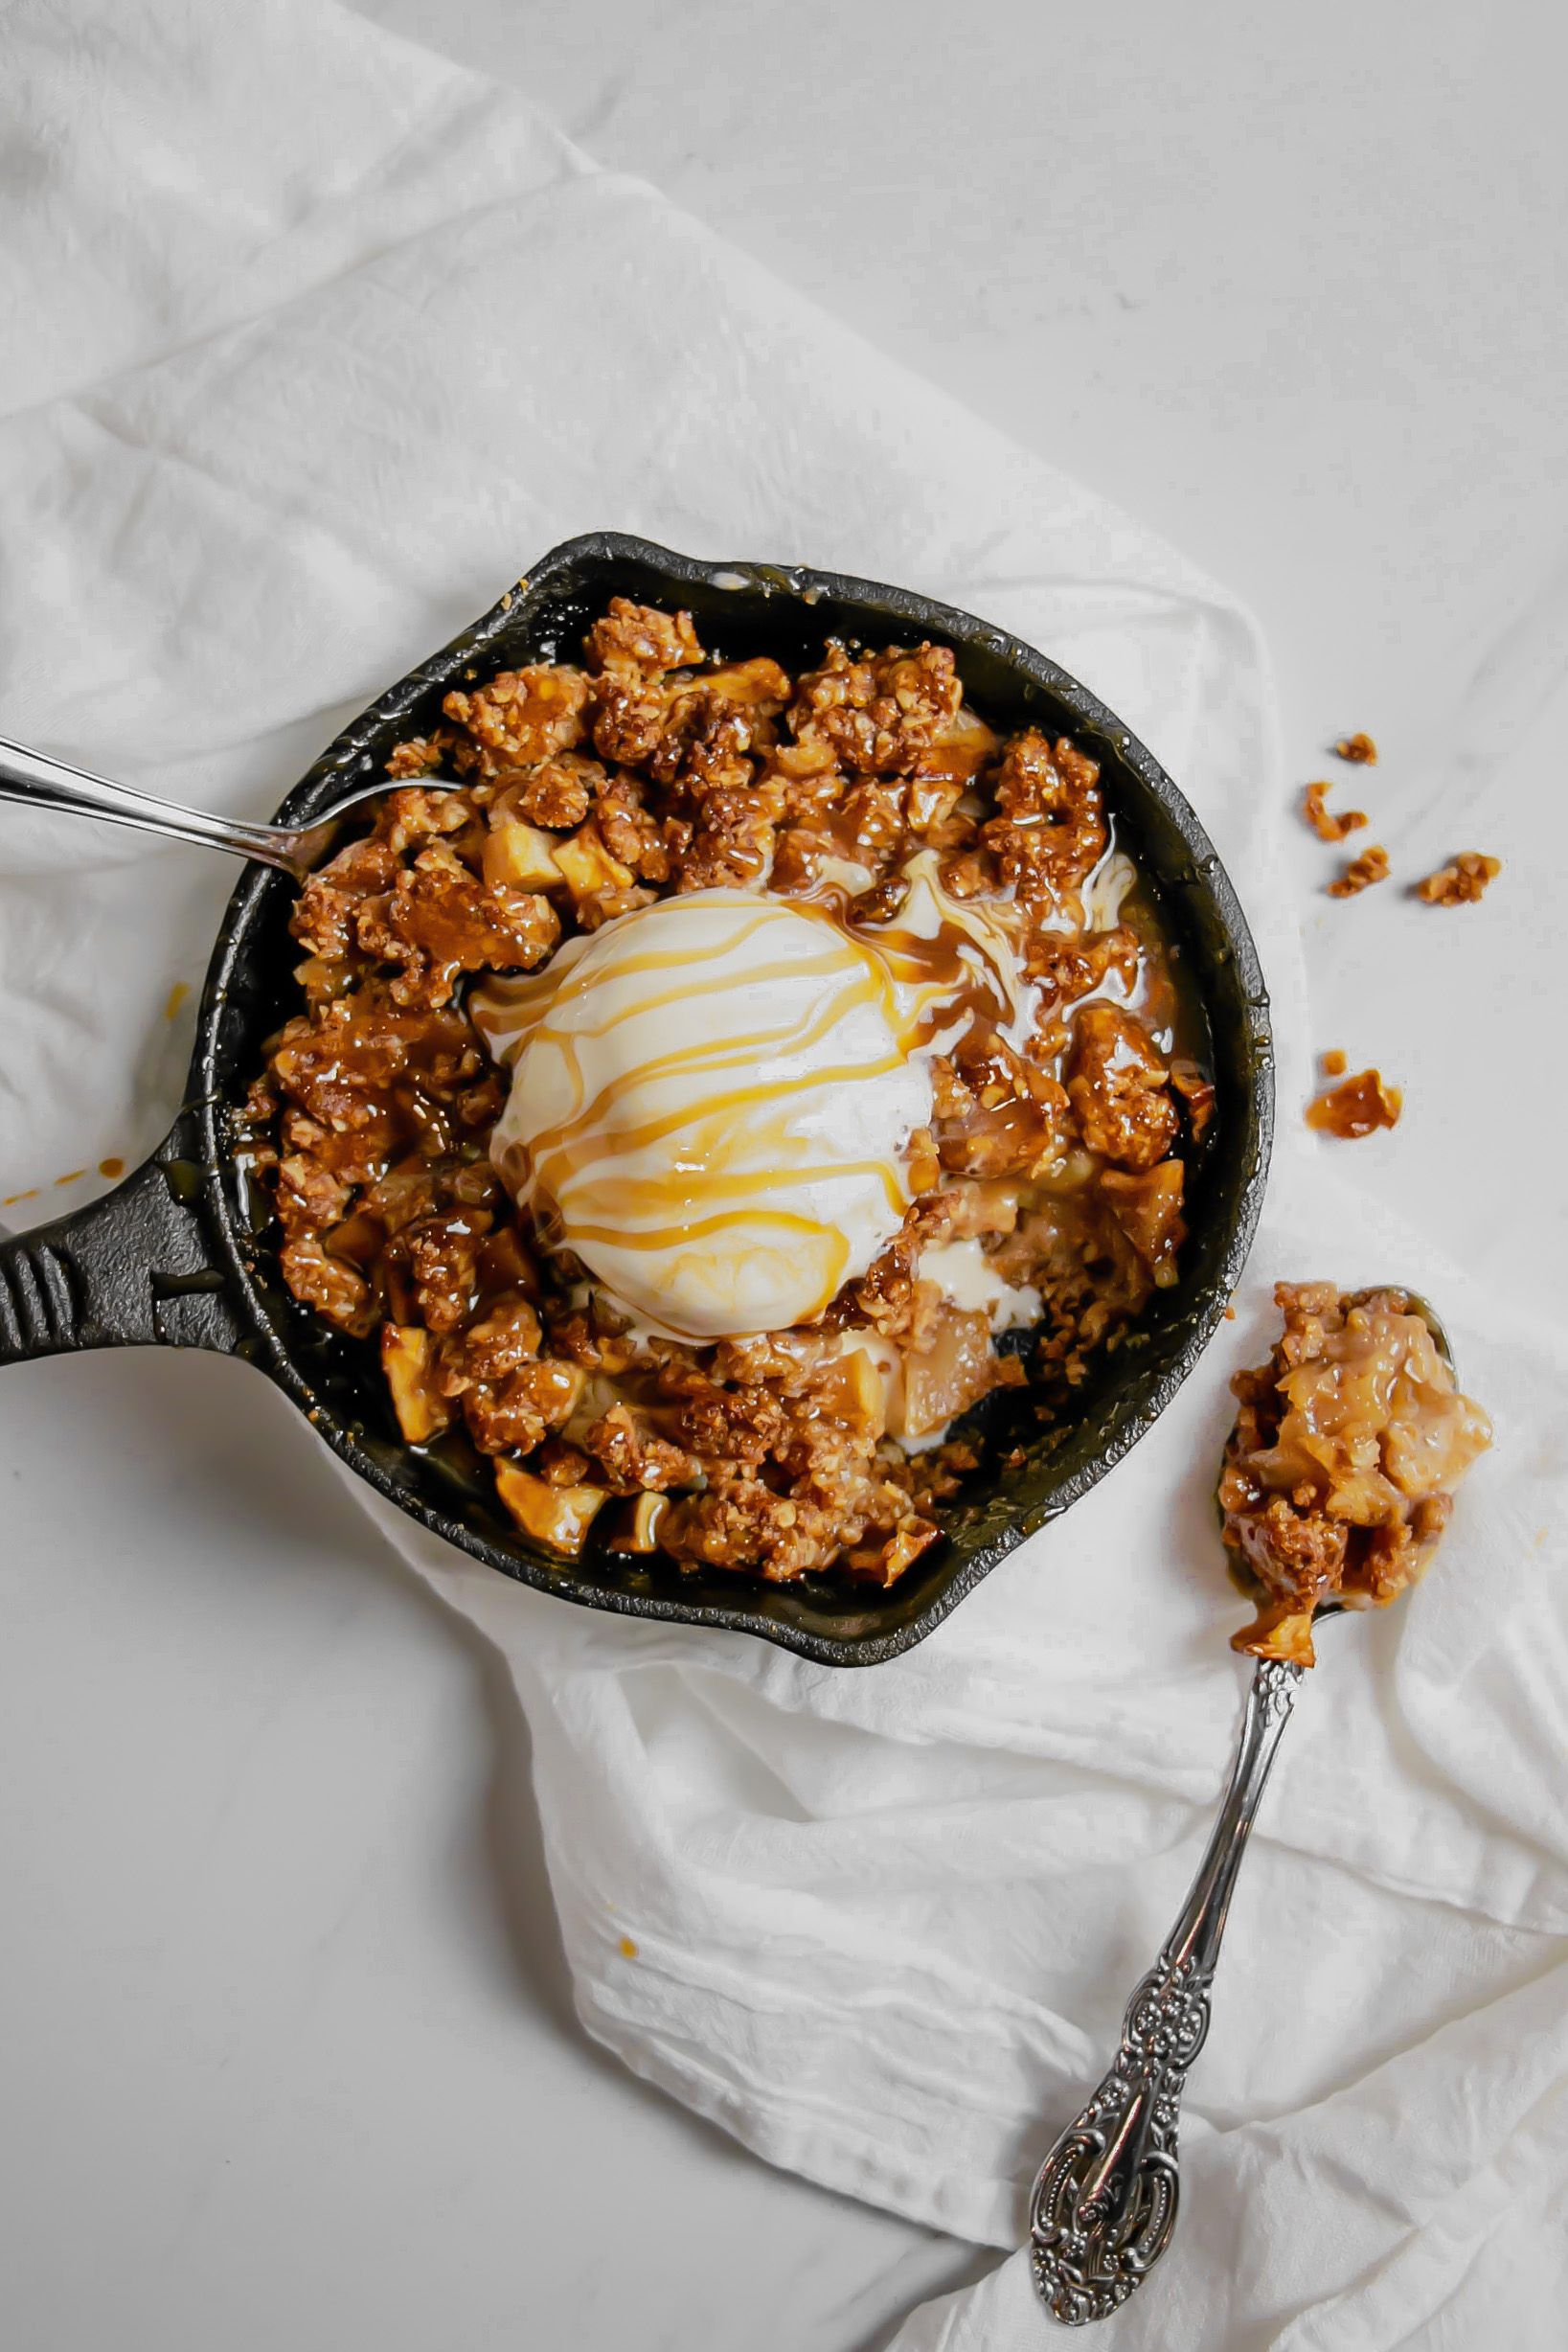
[0,734,415,882]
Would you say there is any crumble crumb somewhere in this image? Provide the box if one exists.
[1302,781,1367,842]
[1305,1067,1402,1138]
[1327,844,1390,898]
[1414,852,1501,906]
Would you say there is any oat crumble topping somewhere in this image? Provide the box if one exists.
[242,600,1209,1585]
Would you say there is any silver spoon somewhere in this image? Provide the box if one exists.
[1028,1295,1453,2327]
[0,734,412,883]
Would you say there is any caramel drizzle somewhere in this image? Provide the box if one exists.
[478,899,935,1278]
[471,880,1039,1326]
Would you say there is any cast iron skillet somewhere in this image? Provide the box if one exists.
[0,533,1274,1665]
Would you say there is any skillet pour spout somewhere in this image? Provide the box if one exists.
[0,533,1274,1665]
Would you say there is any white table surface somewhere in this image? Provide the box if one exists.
[3,4,1565,2346]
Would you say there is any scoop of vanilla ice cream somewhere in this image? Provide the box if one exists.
[472,891,935,1339]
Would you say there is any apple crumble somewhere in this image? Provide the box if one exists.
[241,599,1210,1586]
[1221,1283,1490,1666]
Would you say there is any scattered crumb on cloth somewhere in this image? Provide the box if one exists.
[1306,1068,1402,1138]
[1415,853,1501,905]
[1303,780,1367,841]
[1328,844,1390,898]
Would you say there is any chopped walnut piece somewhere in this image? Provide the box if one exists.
[983,729,1106,898]
[443,666,589,771]
[1302,781,1368,842]
[279,1232,377,1336]
[1065,1004,1179,1172]
[1333,732,1378,765]
[505,752,601,831]
[350,841,559,1008]
[788,642,962,779]
[583,1403,696,1494]
[385,736,447,780]
[291,835,399,965]
[1414,852,1501,906]
[400,1210,487,1335]
[465,1359,584,1455]
[1306,1067,1402,1139]
[585,599,704,676]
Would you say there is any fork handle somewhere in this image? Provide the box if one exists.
[0,734,302,874]
[1029,1656,1305,2326]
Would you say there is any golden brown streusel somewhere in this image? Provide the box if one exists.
[246,602,1207,1586]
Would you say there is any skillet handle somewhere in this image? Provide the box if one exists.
[0,1109,249,1366]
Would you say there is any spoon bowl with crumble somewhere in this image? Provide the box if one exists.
[1028,1280,1491,2327]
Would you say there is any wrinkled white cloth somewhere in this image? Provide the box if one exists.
[2,5,1565,2347]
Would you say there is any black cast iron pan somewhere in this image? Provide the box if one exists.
[0,534,1274,1664]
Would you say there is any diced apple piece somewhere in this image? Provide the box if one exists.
[493,1460,608,1556]
[1231,1599,1318,1670]
[484,815,564,892]
[552,822,635,903]
[699,656,790,713]
[1102,1161,1186,1287]
[901,1306,999,1438]
[381,1324,451,1444]
[604,1493,670,1554]
[816,1347,887,1442]
[942,1180,1020,1238]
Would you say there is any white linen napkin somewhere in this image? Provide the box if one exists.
[3,5,1565,2346]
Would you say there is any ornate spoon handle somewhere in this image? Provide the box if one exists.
[1029,1656,1305,2326]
